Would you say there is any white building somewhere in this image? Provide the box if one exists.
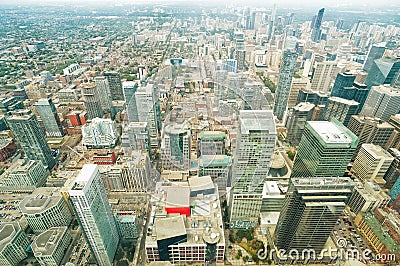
[361,85,400,121]
[0,222,30,266]
[310,61,338,92]
[69,164,119,266]
[82,118,117,148]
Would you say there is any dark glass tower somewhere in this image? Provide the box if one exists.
[311,8,324,42]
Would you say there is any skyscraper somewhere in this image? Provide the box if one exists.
[35,98,64,137]
[286,102,315,146]
[104,72,124,101]
[363,43,386,73]
[310,61,338,93]
[94,76,112,112]
[214,70,228,107]
[122,81,138,123]
[161,122,191,171]
[274,177,354,255]
[230,110,276,228]
[365,58,400,88]
[291,119,358,178]
[323,97,360,126]
[69,164,119,266]
[331,72,356,96]
[361,85,400,121]
[7,109,56,169]
[82,83,104,120]
[274,50,298,120]
[311,8,325,42]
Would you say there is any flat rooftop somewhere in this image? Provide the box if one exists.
[199,131,226,140]
[0,223,20,252]
[199,155,232,167]
[307,120,356,144]
[239,110,276,134]
[20,187,60,214]
[155,215,187,241]
[166,186,190,208]
[361,143,394,158]
[32,226,69,256]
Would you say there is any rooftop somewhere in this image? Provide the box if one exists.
[361,212,400,254]
[294,102,315,112]
[188,176,214,193]
[198,131,226,140]
[361,143,394,159]
[0,222,20,252]
[31,227,69,256]
[166,186,190,208]
[199,155,232,167]
[239,110,276,135]
[20,187,61,214]
[308,120,358,144]
[155,215,187,241]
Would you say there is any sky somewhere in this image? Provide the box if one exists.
[3,0,400,8]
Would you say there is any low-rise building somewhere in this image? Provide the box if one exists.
[82,118,117,148]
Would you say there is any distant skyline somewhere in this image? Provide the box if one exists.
[2,0,400,9]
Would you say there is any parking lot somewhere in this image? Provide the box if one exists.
[332,210,375,264]
[0,200,23,222]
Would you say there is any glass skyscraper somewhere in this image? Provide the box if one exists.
[35,98,64,137]
[291,119,358,178]
[69,164,119,266]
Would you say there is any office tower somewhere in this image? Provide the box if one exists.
[365,58,400,88]
[0,97,24,115]
[104,72,124,101]
[0,160,48,192]
[331,72,356,96]
[221,59,237,73]
[352,144,394,183]
[383,148,400,190]
[275,177,354,255]
[82,118,117,148]
[286,102,315,146]
[122,81,138,122]
[331,81,369,112]
[296,89,329,106]
[288,77,309,108]
[363,43,386,72]
[347,115,394,156]
[69,164,119,266]
[291,119,358,178]
[31,226,72,266]
[274,50,298,120]
[310,61,338,92]
[387,114,400,149]
[389,175,400,204]
[94,76,112,112]
[126,122,150,151]
[227,72,247,100]
[82,83,104,120]
[241,82,263,110]
[361,85,400,121]
[135,84,160,148]
[34,98,64,138]
[311,8,325,42]
[0,222,30,266]
[235,50,246,71]
[6,109,56,169]
[230,110,276,228]
[323,97,360,126]
[260,181,285,214]
[199,155,232,191]
[198,131,225,157]
[161,122,191,171]
[20,187,72,234]
[348,185,377,214]
[214,70,228,106]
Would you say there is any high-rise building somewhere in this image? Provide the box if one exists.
[331,72,356,96]
[352,144,394,183]
[363,43,386,73]
[31,226,72,266]
[198,131,225,157]
[69,164,119,266]
[0,97,24,115]
[126,122,150,152]
[0,222,30,266]
[114,211,138,240]
[135,84,160,148]
[365,58,400,88]
[310,61,338,92]
[383,148,400,190]
[0,160,48,192]
[161,122,191,171]
[241,82,263,110]
[122,81,138,123]
[291,119,358,178]
[199,155,232,191]
[288,77,309,108]
[20,187,72,234]
[274,177,354,255]
[286,102,315,146]
[214,70,228,106]
[387,114,400,149]
[361,85,400,121]
[35,98,64,138]
[104,72,124,101]
[274,50,298,120]
[6,109,56,169]
[331,81,369,112]
[311,8,325,42]
[323,97,360,126]
[347,115,394,156]
[230,110,276,228]
[296,89,329,106]
[94,76,112,112]
[82,83,104,120]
